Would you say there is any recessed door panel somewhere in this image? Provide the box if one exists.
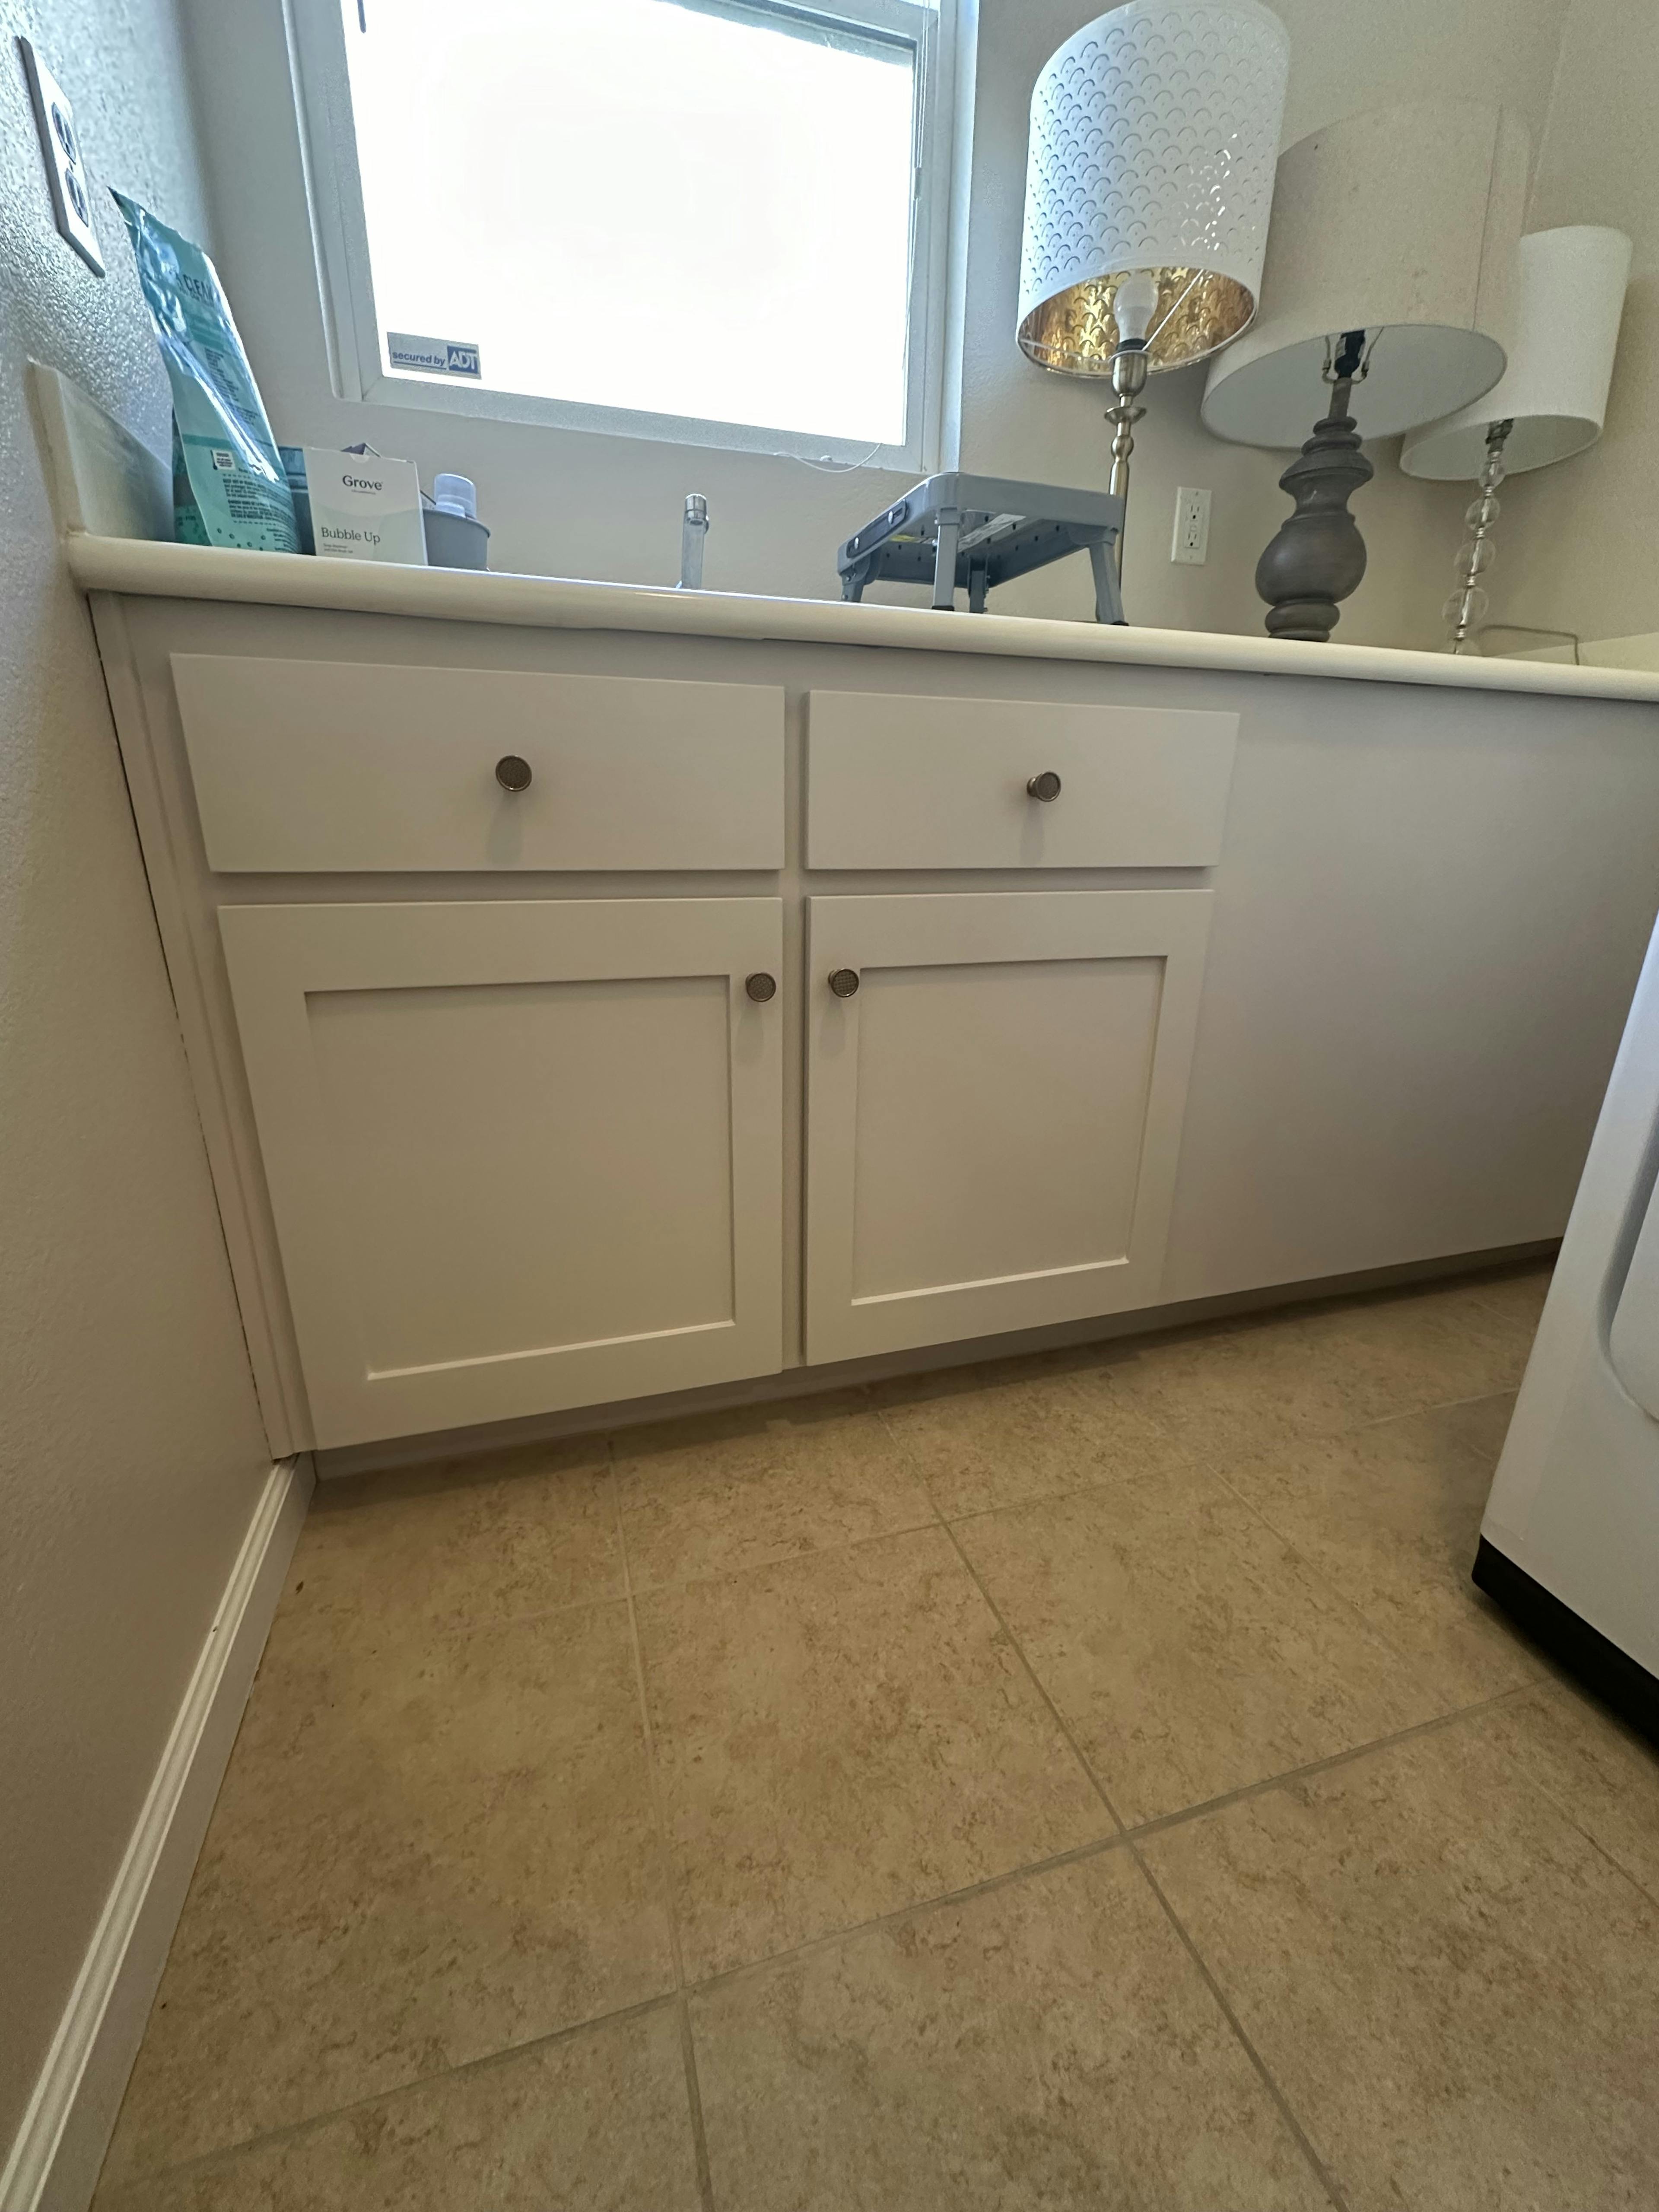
[849,956,1163,1299]
[305,974,736,1372]
[805,890,1211,1364]
[221,899,783,1446]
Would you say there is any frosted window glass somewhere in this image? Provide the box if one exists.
[343,0,921,445]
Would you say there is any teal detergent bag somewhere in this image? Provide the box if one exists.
[113,193,298,553]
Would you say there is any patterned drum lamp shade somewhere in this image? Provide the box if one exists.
[1017,0,1292,378]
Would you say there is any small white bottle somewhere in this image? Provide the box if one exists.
[422,473,491,570]
[434,473,477,519]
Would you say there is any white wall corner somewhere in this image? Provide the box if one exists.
[0,1456,314,2212]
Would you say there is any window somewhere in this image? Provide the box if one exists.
[291,0,954,467]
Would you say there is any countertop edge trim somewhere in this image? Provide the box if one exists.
[64,534,1659,706]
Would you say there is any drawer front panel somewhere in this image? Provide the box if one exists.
[805,690,1236,869]
[175,655,785,873]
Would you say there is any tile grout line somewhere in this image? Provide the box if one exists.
[1481,1682,1659,1916]
[1459,1273,1552,1329]
[471,1363,1527,1615]
[102,1673,1544,2193]
[1341,1380,1526,1438]
[681,1682,1542,2004]
[868,1398,1543,1841]
[1129,1841,1354,2212]
[95,1994,686,2199]
[870,1405,1130,1836]
[684,1829,1137,2000]
[1122,1682,1538,1843]
[612,1446,718,2212]
[1199,1457,1533,1696]
[874,1406,1350,2210]
[1198,1432,1551,1712]
[121,1840,1143,2199]
[1567,1820,1659,1916]
[120,1306,1554,2199]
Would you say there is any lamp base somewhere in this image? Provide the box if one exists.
[1256,404,1373,642]
[1104,343,1149,585]
[1445,420,1511,652]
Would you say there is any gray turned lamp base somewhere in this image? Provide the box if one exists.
[1255,332,1374,644]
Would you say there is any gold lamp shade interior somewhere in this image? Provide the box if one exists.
[1018,267,1255,375]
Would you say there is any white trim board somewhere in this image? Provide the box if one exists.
[0,1458,313,2212]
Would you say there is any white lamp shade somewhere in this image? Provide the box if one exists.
[1017,0,1290,376]
[1202,102,1530,447]
[1400,226,1633,478]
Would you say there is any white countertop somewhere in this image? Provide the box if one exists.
[64,532,1659,706]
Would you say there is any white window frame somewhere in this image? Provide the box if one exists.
[283,0,958,472]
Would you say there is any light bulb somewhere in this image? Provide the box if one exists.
[1112,271,1160,349]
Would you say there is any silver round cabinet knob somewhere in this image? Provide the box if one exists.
[495,754,533,793]
[828,968,861,998]
[744,972,777,1003]
[1027,770,1062,802]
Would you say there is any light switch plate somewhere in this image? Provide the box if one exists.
[19,38,104,275]
[1172,485,1211,566]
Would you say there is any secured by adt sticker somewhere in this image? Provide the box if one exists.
[386,331,482,379]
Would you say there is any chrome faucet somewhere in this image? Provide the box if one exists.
[679,493,709,590]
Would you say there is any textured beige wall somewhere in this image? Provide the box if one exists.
[0,0,272,2159]
[181,0,1575,646]
[1492,0,1659,647]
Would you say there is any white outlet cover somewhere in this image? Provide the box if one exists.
[1172,485,1211,566]
[19,38,104,275]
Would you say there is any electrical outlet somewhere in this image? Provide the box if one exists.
[19,38,104,275]
[1172,485,1211,566]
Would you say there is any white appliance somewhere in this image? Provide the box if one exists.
[1477,919,1659,1740]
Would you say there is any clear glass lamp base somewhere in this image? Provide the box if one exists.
[1446,421,1511,653]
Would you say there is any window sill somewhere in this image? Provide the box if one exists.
[349,367,930,476]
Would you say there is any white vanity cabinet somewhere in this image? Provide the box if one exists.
[162,636,1233,1449]
[85,547,1655,1465]
[219,896,785,1447]
[802,889,1211,1363]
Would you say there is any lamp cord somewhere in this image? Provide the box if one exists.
[795,443,886,474]
[1144,270,1201,352]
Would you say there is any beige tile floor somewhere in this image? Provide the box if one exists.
[95,1263,1659,2210]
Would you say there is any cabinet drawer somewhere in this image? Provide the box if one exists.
[804,690,1236,869]
[174,655,785,873]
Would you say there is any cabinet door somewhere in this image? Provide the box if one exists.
[805,891,1211,1364]
[221,899,784,1447]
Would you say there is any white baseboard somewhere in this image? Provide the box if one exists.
[0,1457,314,2212]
